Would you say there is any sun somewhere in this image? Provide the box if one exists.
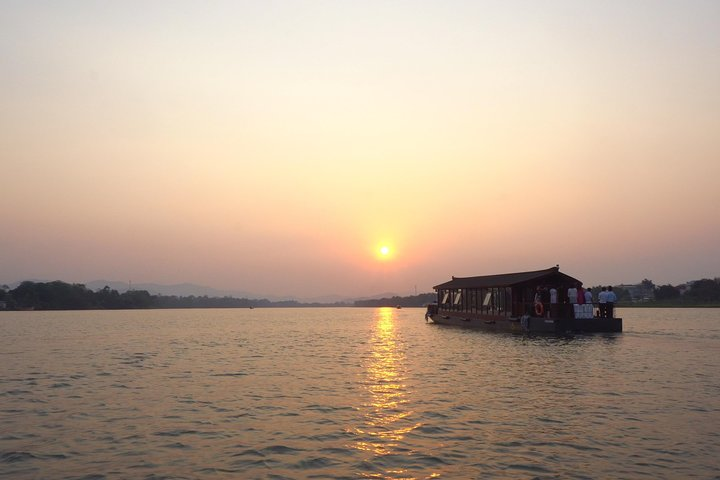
[375,243,393,261]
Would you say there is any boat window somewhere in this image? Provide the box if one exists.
[454,291,462,305]
[483,292,492,307]
[441,292,449,304]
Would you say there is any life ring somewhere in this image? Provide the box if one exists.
[534,302,544,316]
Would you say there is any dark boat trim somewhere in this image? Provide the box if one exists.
[427,312,622,334]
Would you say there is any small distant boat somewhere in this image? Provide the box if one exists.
[425,266,622,334]
[396,305,402,309]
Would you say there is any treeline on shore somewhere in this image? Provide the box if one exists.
[353,293,436,308]
[3,278,718,311]
[593,279,720,307]
[0,281,347,311]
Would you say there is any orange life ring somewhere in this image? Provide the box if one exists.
[534,302,544,316]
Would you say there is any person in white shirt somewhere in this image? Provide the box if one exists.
[598,287,609,317]
[606,286,618,318]
[567,285,578,304]
[584,288,593,305]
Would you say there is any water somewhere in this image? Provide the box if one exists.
[1,307,719,479]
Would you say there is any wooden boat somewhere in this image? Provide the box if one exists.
[425,266,622,334]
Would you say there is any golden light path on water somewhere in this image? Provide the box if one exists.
[351,308,438,480]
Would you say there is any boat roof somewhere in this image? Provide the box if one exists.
[433,266,582,290]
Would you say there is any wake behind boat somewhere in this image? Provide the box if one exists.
[425,266,622,334]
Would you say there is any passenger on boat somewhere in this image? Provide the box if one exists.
[577,283,585,305]
[567,285,578,304]
[598,287,608,317]
[606,286,617,318]
[584,287,593,304]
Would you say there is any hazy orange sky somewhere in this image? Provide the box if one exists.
[2,1,719,298]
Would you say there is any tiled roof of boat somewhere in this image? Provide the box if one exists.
[433,266,581,289]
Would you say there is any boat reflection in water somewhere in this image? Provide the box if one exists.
[352,308,430,479]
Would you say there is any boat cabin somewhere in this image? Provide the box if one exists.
[432,266,584,319]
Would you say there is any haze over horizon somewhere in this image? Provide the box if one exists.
[2,1,719,298]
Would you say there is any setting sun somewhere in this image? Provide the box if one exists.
[375,243,394,261]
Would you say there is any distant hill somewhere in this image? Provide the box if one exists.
[83,282,403,304]
[4,279,410,305]
[84,280,258,298]
[6,279,275,301]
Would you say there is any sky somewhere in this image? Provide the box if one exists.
[1,0,719,299]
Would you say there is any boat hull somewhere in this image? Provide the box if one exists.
[428,313,622,334]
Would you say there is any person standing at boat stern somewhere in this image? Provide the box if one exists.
[606,286,617,319]
[598,287,608,317]
[567,284,578,318]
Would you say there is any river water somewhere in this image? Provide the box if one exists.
[1,307,719,479]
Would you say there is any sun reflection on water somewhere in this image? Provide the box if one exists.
[351,308,431,479]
